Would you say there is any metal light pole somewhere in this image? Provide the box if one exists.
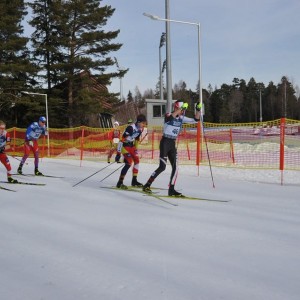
[259,89,262,123]
[284,79,287,118]
[159,32,166,100]
[143,12,203,117]
[165,0,172,113]
[114,57,124,102]
[21,91,50,156]
[120,76,123,101]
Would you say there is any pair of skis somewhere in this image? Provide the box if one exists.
[12,173,64,178]
[101,186,229,206]
[0,181,45,192]
[1,173,63,192]
[101,186,178,206]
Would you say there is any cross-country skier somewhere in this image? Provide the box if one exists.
[0,120,18,183]
[143,100,201,196]
[116,114,147,188]
[17,116,48,176]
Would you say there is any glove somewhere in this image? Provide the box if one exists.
[29,141,34,147]
[195,102,202,111]
[181,103,188,110]
[115,152,121,163]
[0,147,4,154]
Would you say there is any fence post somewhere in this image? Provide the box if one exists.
[196,121,201,175]
[229,128,235,164]
[279,118,286,185]
[186,142,191,160]
[80,126,85,167]
[13,127,16,156]
[184,128,190,160]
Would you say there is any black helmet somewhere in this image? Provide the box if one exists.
[136,114,147,123]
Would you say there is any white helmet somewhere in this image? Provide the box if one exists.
[113,121,119,126]
[174,100,184,110]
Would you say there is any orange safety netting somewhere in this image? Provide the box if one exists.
[6,118,300,171]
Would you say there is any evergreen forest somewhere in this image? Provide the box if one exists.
[0,0,299,128]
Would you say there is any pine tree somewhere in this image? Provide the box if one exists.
[29,0,127,127]
[0,0,38,127]
[127,90,133,102]
[29,0,64,90]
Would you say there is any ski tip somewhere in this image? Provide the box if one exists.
[160,195,230,202]
[12,173,64,178]
[0,186,17,192]
[37,174,64,178]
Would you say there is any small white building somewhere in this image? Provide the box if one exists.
[145,99,176,126]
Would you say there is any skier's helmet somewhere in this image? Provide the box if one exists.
[39,116,46,123]
[136,114,147,124]
[173,100,184,110]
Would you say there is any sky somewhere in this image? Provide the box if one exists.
[102,0,300,96]
[1,157,300,299]
[23,0,300,96]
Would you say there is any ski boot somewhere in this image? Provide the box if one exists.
[7,176,18,183]
[142,184,152,194]
[131,177,143,187]
[168,185,182,197]
[116,181,128,189]
[35,168,44,176]
[17,163,23,175]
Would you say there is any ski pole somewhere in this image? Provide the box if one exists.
[100,164,124,183]
[8,155,28,165]
[140,132,148,143]
[73,162,116,187]
[200,116,215,188]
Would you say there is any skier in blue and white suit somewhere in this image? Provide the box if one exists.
[143,100,201,196]
[18,116,48,175]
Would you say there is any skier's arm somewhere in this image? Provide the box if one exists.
[5,132,11,150]
[194,101,201,121]
[25,124,34,140]
[182,115,200,123]
[116,141,123,153]
[122,125,133,140]
[115,141,123,162]
[182,102,201,123]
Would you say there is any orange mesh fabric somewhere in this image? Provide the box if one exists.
[6,118,300,170]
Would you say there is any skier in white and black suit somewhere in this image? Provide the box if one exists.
[143,100,202,196]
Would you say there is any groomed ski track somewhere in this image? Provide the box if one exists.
[1,158,300,300]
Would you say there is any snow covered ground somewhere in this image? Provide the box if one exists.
[1,157,300,300]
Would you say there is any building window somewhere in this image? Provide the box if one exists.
[153,105,166,117]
